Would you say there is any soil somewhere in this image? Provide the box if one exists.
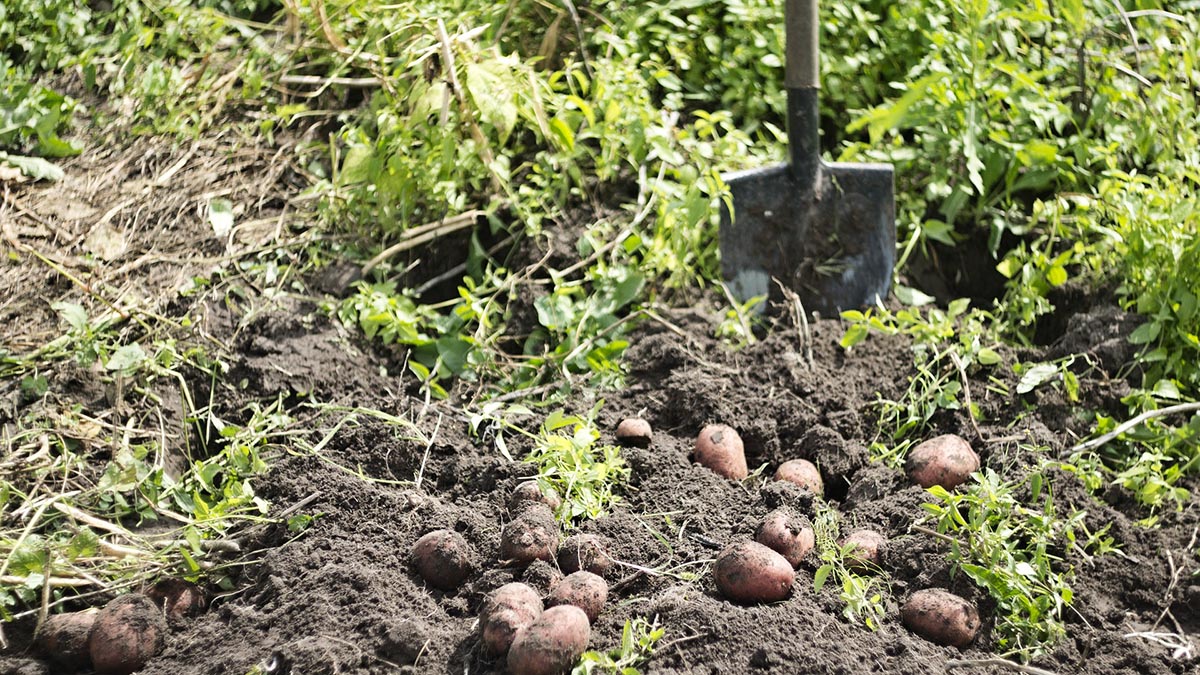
[2,128,1198,675]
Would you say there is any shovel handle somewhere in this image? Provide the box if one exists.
[785,0,819,89]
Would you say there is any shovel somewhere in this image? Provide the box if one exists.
[719,0,895,315]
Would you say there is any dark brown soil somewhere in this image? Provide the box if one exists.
[2,131,1197,675]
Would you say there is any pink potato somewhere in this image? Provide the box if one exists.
[88,594,168,675]
[145,577,206,623]
[901,589,980,647]
[506,605,591,675]
[501,504,559,566]
[546,571,608,623]
[411,529,474,591]
[510,481,563,514]
[557,534,612,576]
[694,424,748,479]
[615,417,653,448]
[479,582,543,656]
[774,459,824,496]
[755,509,815,568]
[841,529,887,571]
[713,540,795,604]
[905,434,980,490]
[37,610,96,670]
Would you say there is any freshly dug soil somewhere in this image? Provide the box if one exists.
[90,301,1198,675]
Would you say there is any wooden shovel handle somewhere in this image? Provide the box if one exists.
[785,0,819,89]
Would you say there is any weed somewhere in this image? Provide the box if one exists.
[811,505,890,631]
[919,466,1114,658]
[573,616,665,675]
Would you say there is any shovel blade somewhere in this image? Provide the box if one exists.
[719,161,895,316]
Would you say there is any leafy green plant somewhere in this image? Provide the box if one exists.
[573,617,665,675]
[920,467,1114,658]
[522,407,629,526]
[811,506,890,631]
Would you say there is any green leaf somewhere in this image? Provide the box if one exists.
[339,144,374,185]
[813,564,832,593]
[106,343,147,375]
[465,59,518,143]
[977,348,1002,365]
[894,285,936,307]
[0,152,64,181]
[1128,322,1161,345]
[840,324,869,349]
[1046,266,1068,287]
[1016,363,1058,394]
[52,301,88,331]
[208,198,234,238]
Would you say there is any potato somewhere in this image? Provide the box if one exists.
[507,605,591,675]
[905,434,980,490]
[901,589,980,647]
[694,424,748,480]
[521,559,564,595]
[510,481,563,514]
[841,529,886,571]
[615,418,652,448]
[557,534,612,576]
[411,529,474,591]
[774,459,823,496]
[88,594,168,675]
[546,571,607,623]
[479,582,543,656]
[501,504,558,566]
[713,540,795,604]
[145,578,205,624]
[37,610,96,670]
[754,509,814,568]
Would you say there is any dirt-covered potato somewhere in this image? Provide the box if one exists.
[510,480,563,514]
[501,504,558,566]
[411,529,474,590]
[774,459,824,496]
[905,434,980,490]
[557,534,612,576]
[615,417,653,448]
[479,582,543,656]
[37,610,96,670]
[546,571,608,623]
[754,509,814,568]
[841,529,887,571]
[694,424,748,480]
[506,605,591,675]
[88,594,168,675]
[713,540,795,604]
[901,589,980,647]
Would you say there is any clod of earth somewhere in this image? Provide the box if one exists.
[615,417,653,448]
[713,540,795,604]
[501,504,559,566]
[755,508,815,568]
[510,480,563,514]
[905,434,980,490]
[506,604,591,675]
[479,582,543,656]
[694,424,749,479]
[841,529,887,571]
[411,529,475,591]
[774,458,824,496]
[546,570,608,623]
[901,589,980,648]
[557,533,613,576]
[88,594,168,675]
[36,610,96,671]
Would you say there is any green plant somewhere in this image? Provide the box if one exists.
[811,506,889,631]
[920,467,1114,658]
[573,617,664,675]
